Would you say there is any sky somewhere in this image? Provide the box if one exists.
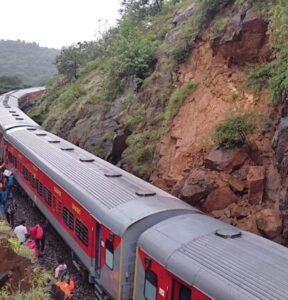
[0,0,122,49]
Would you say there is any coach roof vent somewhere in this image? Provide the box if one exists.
[60,147,74,151]
[48,140,60,144]
[215,228,242,239]
[36,132,47,136]
[27,128,37,131]
[136,190,156,197]
[79,157,95,162]
[12,114,20,117]
[15,117,24,120]
[104,172,122,178]
[9,110,16,113]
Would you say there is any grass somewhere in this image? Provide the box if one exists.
[0,221,51,300]
[210,15,229,37]
[0,268,51,300]
[165,81,198,121]
[212,114,254,149]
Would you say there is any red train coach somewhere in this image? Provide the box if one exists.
[135,214,288,300]
[4,126,197,299]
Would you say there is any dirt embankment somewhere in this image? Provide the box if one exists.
[0,240,31,291]
[151,5,286,244]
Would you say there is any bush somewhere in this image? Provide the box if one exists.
[172,43,190,64]
[165,81,198,121]
[246,2,288,105]
[212,114,253,148]
[210,16,229,37]
[246,55,288,105]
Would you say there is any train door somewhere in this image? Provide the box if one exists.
[172,280,192,300]
[172,278,211,300]
[95,222,102,271]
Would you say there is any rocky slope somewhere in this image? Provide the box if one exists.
[29,0,288,244]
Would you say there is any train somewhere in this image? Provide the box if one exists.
[0,88,288,300]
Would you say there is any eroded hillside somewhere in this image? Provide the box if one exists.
[29,0,288,244]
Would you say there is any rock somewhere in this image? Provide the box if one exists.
[205,147,234,171]
[165,4,197,43]
[211,209,226,219]
[273,114,288,176]
[233,206,249,219]
[265,165,281,203]
[229,177,246,193]
[180,178,214,206]
[247,166,265,205]
[172,4,197,28]
[205,147,248,172]
[211,1,271,65]
[238,215,259,235]
[202,186,237,212]
[256,208,282,239]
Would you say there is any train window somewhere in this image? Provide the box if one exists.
[43,187,52,206]
[105,239,114,270]
[63,207,74,230]
[36,180,43,196]
[75,220,88,246]
[180,286,191,300]
[144,269,157,300]
[22,167,28,180]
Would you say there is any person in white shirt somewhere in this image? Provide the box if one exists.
[14,220,28,243]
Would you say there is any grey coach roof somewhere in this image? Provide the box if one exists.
[6,127,197,235]
[138,214,288,300]
[0,107,40,132]
[0,87,45,108]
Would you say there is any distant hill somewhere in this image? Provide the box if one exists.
[0,40,59,85]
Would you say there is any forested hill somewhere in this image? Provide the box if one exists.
[0,40,59,85]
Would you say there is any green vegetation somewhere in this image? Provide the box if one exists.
[29,0,238,179]
[0,221,51,299]
[0,268,50,300]
[212,114,254,149]
[0,40,58,85]
[246,1,288,105]
[210,15,229,37]
[165,81,198,121]
[0,75,27,94]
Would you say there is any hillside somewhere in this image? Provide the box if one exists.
[28,0,288,244]
[0,40,58,85]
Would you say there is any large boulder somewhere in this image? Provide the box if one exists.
[237,215,259,235]
[229,176,246,193]
[179,169,215,206]
[247,166,265,204]
[202,186,237,212]
[211,0,271,65]
[265,164,281,203]
[256,208,282,239]
[205,147,248,172]
[180,179,214,206]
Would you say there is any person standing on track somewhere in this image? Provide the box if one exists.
[39,219,49,255]
[29,223,44,255]
[5,194,17,228]
[14,220,28,243]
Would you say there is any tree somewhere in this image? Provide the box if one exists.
[55,44,82,80]
[120,0,164,20]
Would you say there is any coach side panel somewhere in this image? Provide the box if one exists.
[4,140,98,274]
[133,248,211,300]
